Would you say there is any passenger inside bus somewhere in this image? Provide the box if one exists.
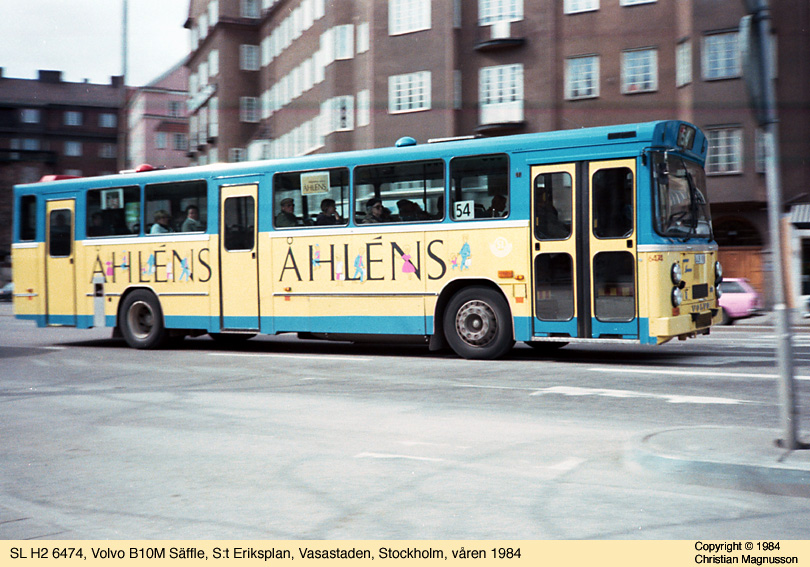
[275,198,300,227]
[487,194,508,217]
[361,198,386,223]
[150,210,174,234]
[180,205,205,232]
[315,198,343,225]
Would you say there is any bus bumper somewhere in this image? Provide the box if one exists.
[649,309,721,344]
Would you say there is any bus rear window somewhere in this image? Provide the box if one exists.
[450,154,509,220]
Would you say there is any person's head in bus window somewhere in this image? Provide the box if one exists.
[315,198,341,225]
[181,205,204,232]
[487,194,507,217]
[275,197,299,227]
[362,198,385,223]
[150,210,173,234]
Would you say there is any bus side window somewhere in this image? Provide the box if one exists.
[19,195,37,241]
[273,168,350,229]
[145,180,207,235]
[450,154,509,221]
[354,160,443,224]
[49,210,72,257]
[86,186,140,236]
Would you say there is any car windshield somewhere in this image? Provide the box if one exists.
[652,152,713,240]
[719,281,745,294]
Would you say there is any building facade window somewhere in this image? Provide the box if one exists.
[240,97,260,123]
[335,24,355,60]
[21,109,41,124]
[565,55,599,99]
[169,101,183,118]
[156,133,168,150]
[564,0,598,14]
[676,40,692,87]
[65,141,83,157]
[240,45,260,71]
[99,113,117,128]
[389,71,432,113]
[702,31,740,80]
[357,89,371,127]
[64,111,83,126]
[389,0,431,36]
[622,48,658,93]
[241,0,259,18]
[174,133,188,152]
[99,143,117,158]
[707,127,743,174]
[479,0,523,24]
[479,64,524,124]
[357,22,370,53]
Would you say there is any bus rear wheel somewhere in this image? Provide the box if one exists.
[119,290,170,349]
[443,287,514,360]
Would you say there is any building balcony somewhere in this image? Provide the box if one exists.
[475,102,526,136]
[474,20,527,52]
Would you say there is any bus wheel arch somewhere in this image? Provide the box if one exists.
[117,288,170,349]
[436,281,515,359]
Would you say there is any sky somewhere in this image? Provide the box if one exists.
[0,0,190,87]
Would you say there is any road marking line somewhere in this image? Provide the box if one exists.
[207,352,372,362]
[530,385,751,405]
[354,452,444,462]
[588,367,810,381]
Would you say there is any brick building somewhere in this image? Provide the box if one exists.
[0,69,124,267]
[192,0,808,302]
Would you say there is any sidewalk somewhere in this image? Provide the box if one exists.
[629,427,810,498]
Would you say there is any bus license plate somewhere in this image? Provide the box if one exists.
[695,253,706,265]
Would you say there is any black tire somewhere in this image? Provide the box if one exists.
[118,290,170,349]
[443,287,514,359]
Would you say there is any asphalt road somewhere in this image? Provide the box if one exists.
[1,304,809,540]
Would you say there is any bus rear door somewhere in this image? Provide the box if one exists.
[531,160,638,340]
[219,184,259,330]
[45,199,77,326]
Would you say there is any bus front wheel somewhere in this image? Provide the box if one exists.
[443,287,514,360]
[119,290,170,349]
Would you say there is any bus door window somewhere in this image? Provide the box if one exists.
[354,160,443,224]
[19,195,37,241]
[49,209,72,257]
[533,171,574,321]
[86,186,140,236]
[145,180,207,235]
[223,196,255,251]
[273,168,350,228]
[450,154,508,221]
[591,167,635,322]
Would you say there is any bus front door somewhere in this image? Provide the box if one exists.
[219,184,260,330]
[531,160,638,340]
[45,199,77,326]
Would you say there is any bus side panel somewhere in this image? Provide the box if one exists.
[11,243,46,326]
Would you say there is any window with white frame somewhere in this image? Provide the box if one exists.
[21,108,41,124]
[479,0,523,24]
[702,32,740,80]
[357,22,370,53]
[706,127,743,174]
[240,45,260,71]
[229,148,248,162]
[622,48,657,93]
[209,49,219,76]
[357,89,371,127]
[564,0,598,14]
[22,139,40,151]
[156,133,167,150]
[64,111,82,126]
[389,0,431,36]
[479,64,524,124]
[174,134,188,151]
[565,55,599,99]
[389,71,432,113]
[335,24,354,60]
[755,129,766,173]
[676,40,692,87]
[240,97,259,123]
[241,0,259,18]
[209,97,219,138]
[100,144,117,158]
[65,141,82,157]
[169,101,183,118]
[209,0,219,26]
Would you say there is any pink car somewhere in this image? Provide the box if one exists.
[718,278,762,324]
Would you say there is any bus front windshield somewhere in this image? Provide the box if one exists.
[652,152,713,240]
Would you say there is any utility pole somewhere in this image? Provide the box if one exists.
[740,0,804,450]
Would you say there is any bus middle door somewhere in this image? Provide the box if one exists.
[219,184,260,330]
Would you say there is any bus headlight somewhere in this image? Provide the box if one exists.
[715,261,723,285]
[671,287,683,307]
[671,263,683,285]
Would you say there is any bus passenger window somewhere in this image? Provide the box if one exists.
[273,168,350,228]
[86,186,140,236]
[354,160,443,224]
[223,196,255,251]
[592,167,633,239]
[534,172,572,240]
[19,195,37,241]
[449,154,508,221]
[49,210,72,257]
[145,180,207,235]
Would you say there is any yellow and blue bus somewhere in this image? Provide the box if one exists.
[12,120,722,359]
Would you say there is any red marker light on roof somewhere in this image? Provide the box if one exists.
[135,164,156,172]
